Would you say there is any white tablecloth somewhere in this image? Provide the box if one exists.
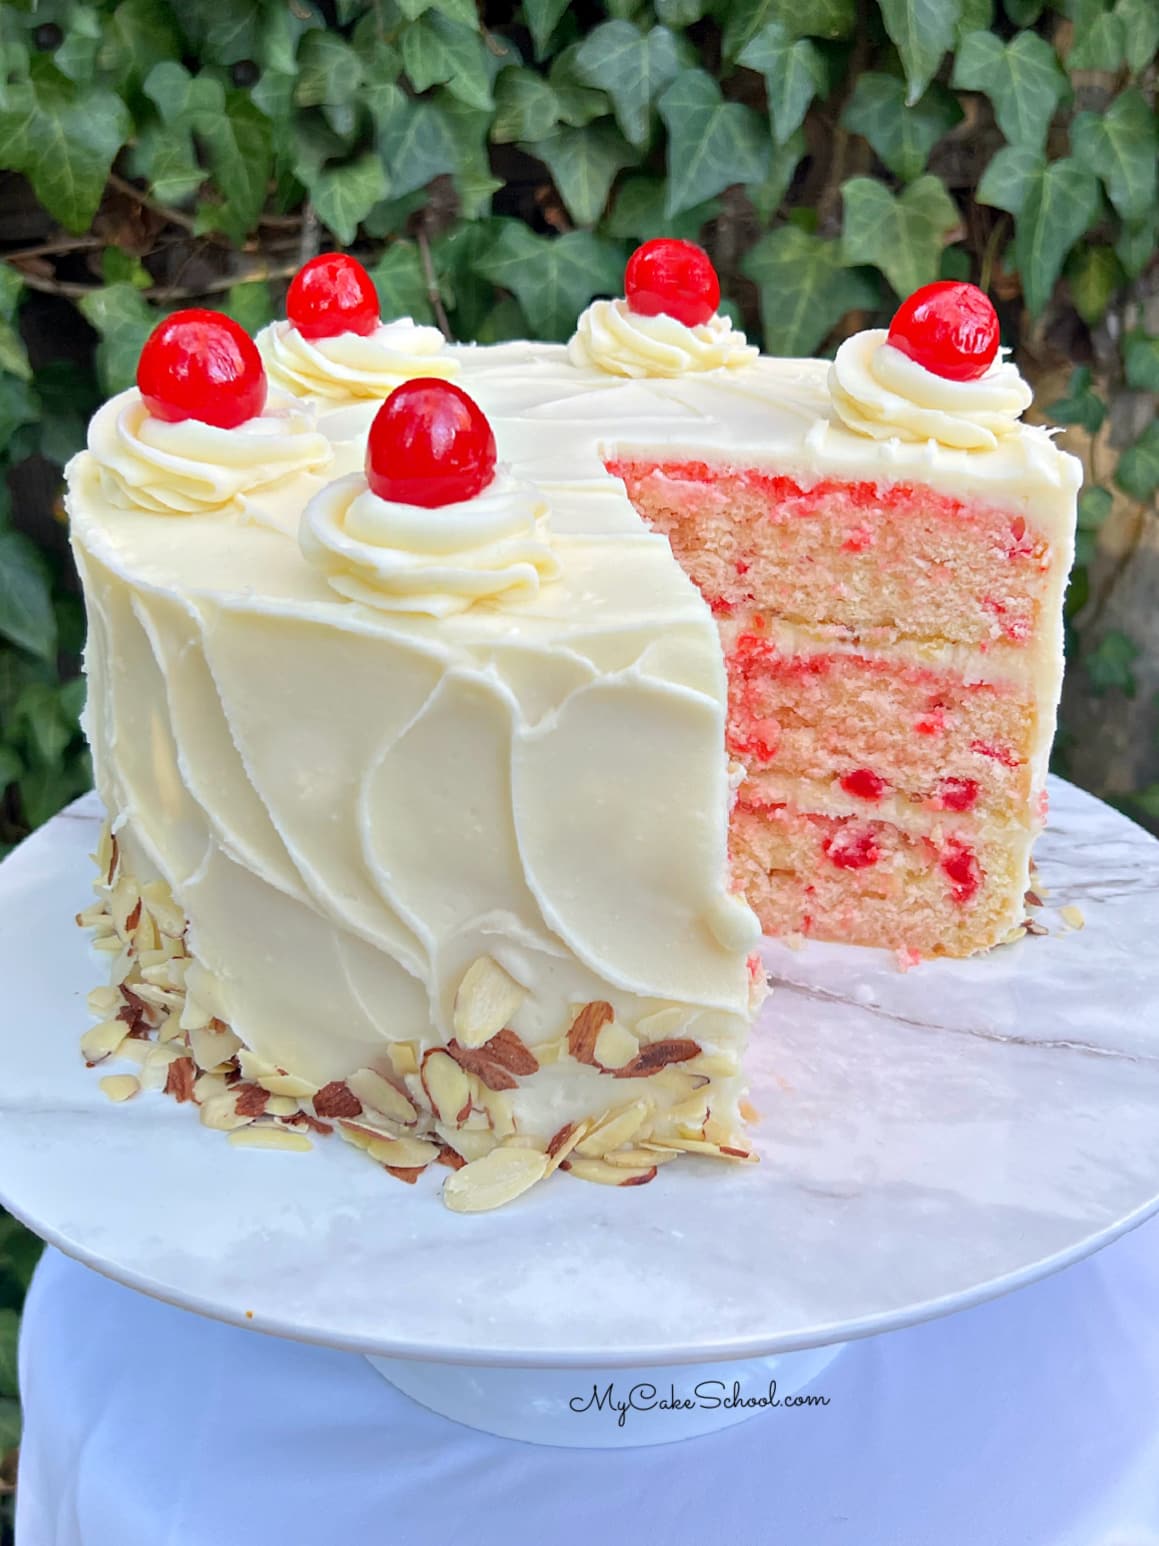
[17,1220,1159,1546]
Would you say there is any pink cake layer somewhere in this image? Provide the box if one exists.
[607,460,1050,647]
[610,457,1050,957]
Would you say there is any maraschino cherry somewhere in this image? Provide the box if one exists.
[366,379,497,508]
[286,253,381,340]
[137,309,267,429]
[625,238,720,328]
[887,281,1000,382]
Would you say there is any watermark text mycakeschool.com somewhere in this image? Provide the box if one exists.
[569,1380,831,1429]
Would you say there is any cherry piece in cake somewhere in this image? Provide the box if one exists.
[286,253,380,340]
[137,309,267,429]
[366,379,497,507]
[625,238,720,328]
[887,281,1000,382]
[840,768,887,802]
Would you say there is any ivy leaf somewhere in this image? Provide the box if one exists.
[1004,0,1042,20]
[656,0,708,22]
[1116,215,1158,281]
[0,530,56,662]
[294,32,363,112]
[573,22,685,148]
[977,143,1043,216]
[952,31,1067,149]
[78,283,156,396]
[398,0,480,26]
[96,0,183,91]
[530,121,636,227]
[878,0,962,105]
[475,224,626,340]
[1065,244,1123,325]
[747,128,805,221]
[549,46,610,127]
[130,121,203,204]
[220,281,274,335]
[0,63,130,233]
[840,175,960,297]
[0,1308,19,1398]
[739,23,827,146]
[1013,158,1100,316]
[177,0,262,66]
[743,226,879,355]
[368,242,435,325]
[956,0,994,36]
[523,0,572,59]
[402,12,492,109]
[198,92,273,242]
[1046,366,1106,435]
[1116,422,1159,502]
[377,97,458,198]
[1116,0,1159,72]
[1071,89,1157,226]
[658,69,770,217]
[492,67,560,143]
[0,272,29,380]
[0,1398,18,1453]
[1077,485,1112,531]
[840,73,961,182]
[1123,331,1159,393]
[305,153,387,244]
[1086,631,1140,695]
[605,175,718,242]
[722,0,855,56]
[1068,7,1125,69]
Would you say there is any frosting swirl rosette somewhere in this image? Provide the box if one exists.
[300,470,559,617]
[257,317,457,402]
[829,328,1033,452]
[568,298,757,378]
[87,388,333,515]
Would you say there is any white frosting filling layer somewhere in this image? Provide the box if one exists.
[257,317,457,401]
[300,471,560,617]
[568,299,757,378]
[87,389,332,514]
[829,330,1033,451]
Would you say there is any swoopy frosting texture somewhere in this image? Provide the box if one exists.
[568,298,758,378]
[829,329,1033,451]
[300,470,561,617]
[87,389,332,514]
[257,317,458,401]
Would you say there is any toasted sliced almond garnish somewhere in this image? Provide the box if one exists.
[684,1051,740,1078]
[99,1074,140,1103]
[76,901,112,930]
[565,1156,657,1187]
[567,1001,614,1065]
[312,1080,363,1119]
[472,1079,517,1139]
[593,1020,639,1070]
[164,1056,196,1103]
[445,1039,517,1091]
[433,1124,498,1164]
[614,1038,700,1079]
[1059,903,1085,930]
[387,1041,420,1079]
[443,1146,548,1213]
[187,1022,243,1072]
[603,1146,677,1169]
[532,1036,564,1067]
[80,1018,128,1066]
[543,1118,591,1176]
[422,1049,472,1126]
[140,879,185,938]
[234,1083,272,1118]
[200,1092,255,1132]
[634,1006,686,1041]
[575,1099,651,1157]
[452,956,528,1048]
[347,1068,418,1126]
[646,1136,757,1163]
[367,1134,440,1169]
[193,1072,229,1106]
[86,985,121,1017]
[739,1096,761,1124]
[228,1125,312,1152]
[257,1070,319,1098]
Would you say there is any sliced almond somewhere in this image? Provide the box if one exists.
[565,1156,657,1187]
[86,985,121,1017]
[434,1124,498,1164]
[229,1125,312,1152]
[452,956,528,1048]
[739,1096,761,1124]
[614,1038,701,1079]
[543,1118,591,1177]
[634,1007,686,1041]
[265,1095,302,1118]
[366,1134,440,1168]
[140,879,185,938]
[347,1067,419,1125]
[443,1145,548,1213]
[603,1145,677,1169]
[387,1041,420,1079]
[532,1036,564,1067]
[592,1020,639,1070]
[200,1092,255,1132]
[684,1051,740,1078]
[646,1136,757,1163]
[257,1070,319,1098]
[567,1001,614,1065]
[575,1099,651,1157]
[193,1072,229,1106]
[422,1049,472,1127]
[80,1018,127,1065]
[472,1079,517,1139]
[312,1080,363,1119]
[76,901,112,929]
[109,876,141,939]
[1059,904,1085,930]
[188,1022,243,1072]
[99,1074,140,1103]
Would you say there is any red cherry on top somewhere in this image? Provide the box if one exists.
[137,309,267,429]
[887,281,1000,382]
[624,238,720,328]
[286,253,381,340]
[366,379,497,508]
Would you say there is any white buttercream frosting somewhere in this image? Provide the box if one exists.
[86,389,332,515]
[829,329,1033,452]
[257,317,457,401]
[568,298,758,378]
[300,470,561,617]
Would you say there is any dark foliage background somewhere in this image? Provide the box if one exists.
[0,0,1156,1528]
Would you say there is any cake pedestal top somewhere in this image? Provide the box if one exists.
[0,777,1156,1368]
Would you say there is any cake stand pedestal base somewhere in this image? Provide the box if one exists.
[366,1344,846,1447]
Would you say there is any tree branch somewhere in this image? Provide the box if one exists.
[416,222,453,340]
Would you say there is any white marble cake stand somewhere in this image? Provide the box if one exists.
[1,781,1157,1447]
